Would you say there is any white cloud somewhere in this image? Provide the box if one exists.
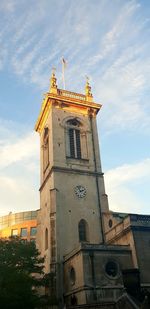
[0,0,17,12]
[0,48,7,70]
[101,98,149,132]
[105,158,150,213]
[0,131,39,169]
[0,121,40,216]
[94,43,150,133]
[105,158,150,186]
[0,0,149,217]
[88,0,141,65]
[0,174,39,216]
[0,0,149,104]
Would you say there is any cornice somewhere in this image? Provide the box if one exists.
[39,165,104,191]
[35,90,102,133]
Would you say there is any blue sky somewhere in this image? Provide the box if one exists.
[0,0,149,216]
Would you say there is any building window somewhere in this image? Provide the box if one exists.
[20,228,27,237]
[43,127,49,171]
[45,228,48,250]
[105,261,119,278]
[70,267,76,285]
[108,219,113,228]
[30,227,37,236]
[71,295,78,306]
[78,219,89,242]
[66,119,81,159]
[69,128,81,158]
[11,229,18,236]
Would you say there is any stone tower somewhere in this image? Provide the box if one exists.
[35,71,109,304]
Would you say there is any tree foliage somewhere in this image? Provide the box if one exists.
[0,237,45,309]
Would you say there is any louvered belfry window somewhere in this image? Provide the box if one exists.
[69,128,75,157]
[76,129,81,158]
[43,127,49,171]
[67,119,81,159]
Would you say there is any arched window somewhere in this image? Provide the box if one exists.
[66,119,81,159]
[78,219,89,242]
[70,267,76,285]
[43,127,49,171]
[45,228,48,250]
[71,295,78,305]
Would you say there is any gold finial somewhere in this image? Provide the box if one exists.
[49,67,58,94]
[85,76,93,102]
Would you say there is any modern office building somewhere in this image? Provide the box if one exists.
[0,210,37,242]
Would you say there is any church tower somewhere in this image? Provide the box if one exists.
[35,70,109,303]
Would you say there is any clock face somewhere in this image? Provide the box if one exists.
[74,185,86,198]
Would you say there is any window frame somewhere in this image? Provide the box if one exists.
[11,229,18,237]
[20,228,28,237]
[105,260,120,279]
[66,119,82,159]
[30,227,37,236]
[45,228,48,250]
[68,127,81,159]
[43,127,49,171]
[78,219,89,242]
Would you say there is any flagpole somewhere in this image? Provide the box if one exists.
[62,58,66,90]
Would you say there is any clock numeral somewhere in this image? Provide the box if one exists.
[74,185,86,198]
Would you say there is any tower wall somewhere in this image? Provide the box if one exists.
[35,78,109,303]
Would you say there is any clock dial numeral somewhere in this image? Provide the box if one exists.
[74,185,86,198]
